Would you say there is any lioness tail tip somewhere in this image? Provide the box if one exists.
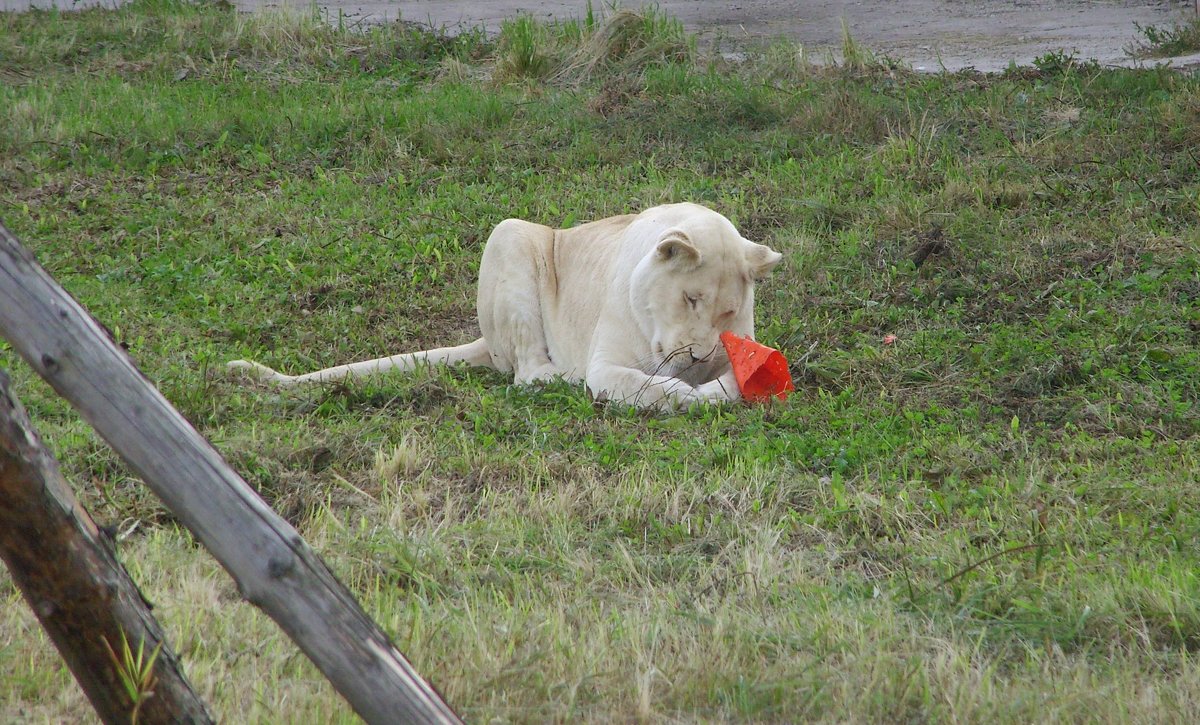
[227,359,282,382]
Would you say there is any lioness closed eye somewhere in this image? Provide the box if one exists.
[228,202,783,410]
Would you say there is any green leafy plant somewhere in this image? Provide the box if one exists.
[102,631,163,724]
[1130,17,1200,58]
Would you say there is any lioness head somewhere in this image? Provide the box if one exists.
[628,215,782,384]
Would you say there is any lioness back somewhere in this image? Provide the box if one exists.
[475,213,638,381]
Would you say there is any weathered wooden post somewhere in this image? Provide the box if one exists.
[0,370,214,724]
[0,222,461,724]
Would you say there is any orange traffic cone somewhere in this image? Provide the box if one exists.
[720,330,795,403]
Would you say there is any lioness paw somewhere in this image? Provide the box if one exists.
[694,377,739,402]
[660,380,731,411]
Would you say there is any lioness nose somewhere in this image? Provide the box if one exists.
[690,343,721,364]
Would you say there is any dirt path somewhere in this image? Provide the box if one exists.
[335,0,1197,71]
[4,0,1198,71]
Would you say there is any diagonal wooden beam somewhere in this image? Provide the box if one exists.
[0,222,460,724]
[0,369,215,724]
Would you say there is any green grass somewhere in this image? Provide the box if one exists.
[3,1,1200,721]
[1131,15,1200,58]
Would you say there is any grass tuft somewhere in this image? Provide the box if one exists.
[494,13,557,81]
[552,7,692,84]
[491,6,692,84]
[839,17,873,71]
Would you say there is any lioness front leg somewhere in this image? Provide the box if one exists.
[694,368,741,402]
[586,363,734,411]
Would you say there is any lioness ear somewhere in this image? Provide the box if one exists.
[656,229,701,266]
[745,241,783,280]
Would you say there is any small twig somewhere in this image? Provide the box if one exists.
[116,518,142,542]
[939,543,1047,587]
[791,340,819,368]
[1036,174,1070,200]
[330,471,378,502]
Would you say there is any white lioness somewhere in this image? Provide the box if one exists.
[229,202,782,410]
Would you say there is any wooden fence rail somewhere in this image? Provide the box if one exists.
[0,370,214,723]
[0,222,460,724]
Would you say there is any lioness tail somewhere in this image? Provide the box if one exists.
[227,338,493,387]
